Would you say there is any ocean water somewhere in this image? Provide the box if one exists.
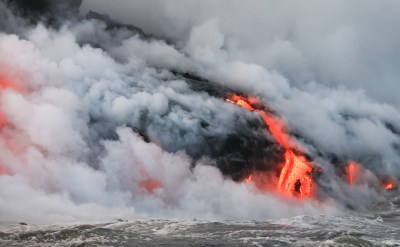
[1,193,399,247]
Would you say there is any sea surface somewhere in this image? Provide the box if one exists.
[1,193,399,247]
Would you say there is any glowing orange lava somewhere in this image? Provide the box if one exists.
[227,94,314,198]
[0,76,19,175]
[0,77,14,129]
[385,182,394,190]
[277,151,313,197]
[245,174,253,184]
[383,181,396,191]
[140,179,162,193]
[346,161,360,185]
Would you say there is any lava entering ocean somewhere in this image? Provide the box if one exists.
[227,94,314,198]
[0,76,18,175]
[346,161,360,185]
[0,76,17,128]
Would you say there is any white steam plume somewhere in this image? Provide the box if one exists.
[82,0,400,107]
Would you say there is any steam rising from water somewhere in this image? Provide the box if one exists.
[0,1,399,223]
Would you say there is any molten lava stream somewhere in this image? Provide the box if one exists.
[0,76,23,174]
[346,161,360,185]
[277,150,313,197]
[0,77,19,128]
[227,94,314,198]
[261,113,313,198]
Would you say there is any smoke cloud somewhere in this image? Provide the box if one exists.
[0,0,399,223]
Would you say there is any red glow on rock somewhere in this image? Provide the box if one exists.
[227,94,314,198]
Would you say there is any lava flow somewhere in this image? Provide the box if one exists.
[382,179,396,191]
[227,94,314,198]
[0,76,19,175]
[346,161,360,185]
[345,161,394,191]
[385,182,394,190]
[0,76,15,128]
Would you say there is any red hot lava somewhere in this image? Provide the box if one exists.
[385,182,394,190]
[382,179,396,191]
[140,179,162,193]
[346,161,360,185]
[0,76,21,175]
[227,94,314,198]
[345,161,397,192]
[0,76,19,128]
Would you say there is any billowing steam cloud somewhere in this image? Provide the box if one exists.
[0,0,399,223]
[82,0,400,107]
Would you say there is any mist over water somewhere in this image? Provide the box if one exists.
[0,0,399,226]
